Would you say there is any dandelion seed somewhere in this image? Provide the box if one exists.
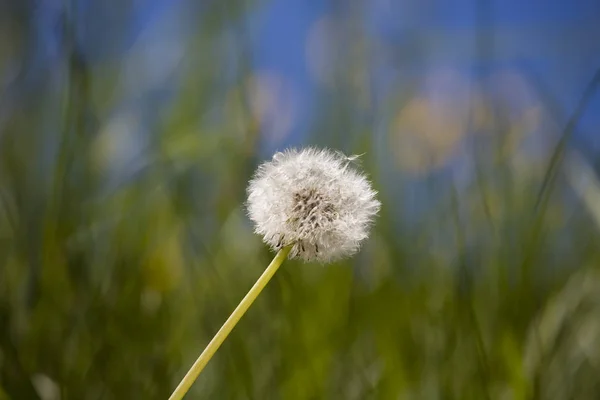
[247,147,380,262]
[345,152,365,163]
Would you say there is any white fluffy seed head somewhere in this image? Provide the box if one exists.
[246,147,381,263]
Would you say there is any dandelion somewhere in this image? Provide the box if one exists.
[247,147,380,262]
[169,147,380,399]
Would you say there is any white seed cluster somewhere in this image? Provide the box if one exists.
[246,147,380,263]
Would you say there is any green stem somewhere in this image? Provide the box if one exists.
[168,245,292,400]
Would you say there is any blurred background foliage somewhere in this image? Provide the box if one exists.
[1,0,600,399]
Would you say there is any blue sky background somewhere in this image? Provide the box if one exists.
[7,0,600,158]
[250,0,600,142]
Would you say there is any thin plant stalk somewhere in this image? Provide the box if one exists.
[168,245,292,400]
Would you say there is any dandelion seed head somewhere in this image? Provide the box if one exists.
[247,147,380,263]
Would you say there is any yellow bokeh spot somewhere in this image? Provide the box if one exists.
[142,224,184,293]
[246,72,296,144]
[391,95,467,175]
[91,112,140,175]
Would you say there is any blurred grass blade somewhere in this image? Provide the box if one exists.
[564,152,600,229]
